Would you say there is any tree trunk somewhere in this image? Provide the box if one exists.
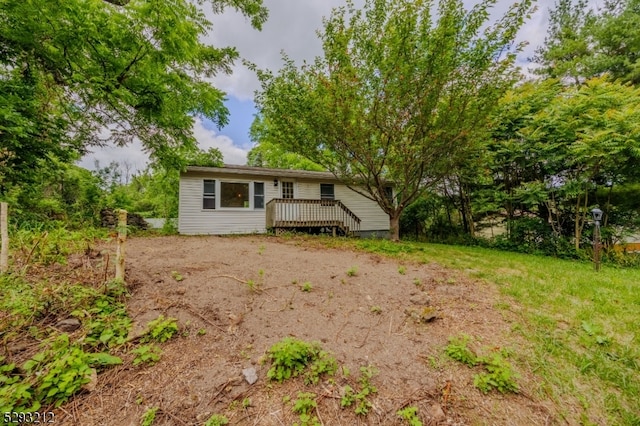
[389,213,401,242]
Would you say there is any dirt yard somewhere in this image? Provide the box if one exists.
[59,235,559,425]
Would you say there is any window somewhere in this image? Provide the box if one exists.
[254,182,264,209]
[320,183,335,200]
[281,181,294,199]
[203,179,215,209]
[221,182,250,208]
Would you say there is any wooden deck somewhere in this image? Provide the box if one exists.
[266,199,361,236]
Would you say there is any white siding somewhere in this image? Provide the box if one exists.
[179,172,272,235]
[179,171,390,235]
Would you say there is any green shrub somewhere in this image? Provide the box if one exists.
[266,337,337,384]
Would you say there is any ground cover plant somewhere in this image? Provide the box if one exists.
[0,227,182,416]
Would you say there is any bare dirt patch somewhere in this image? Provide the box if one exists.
[58,235,559,425]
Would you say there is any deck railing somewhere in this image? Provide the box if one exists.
[266,198,361,236]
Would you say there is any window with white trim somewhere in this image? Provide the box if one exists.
[254,182,265,209]
[320,183,335,200]
[221,182,250,208]
[281,181,294,199]
[203,179,216,209]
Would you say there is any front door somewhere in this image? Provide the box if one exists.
[280,181,299,222]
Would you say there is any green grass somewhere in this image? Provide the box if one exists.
[313,237,640,425]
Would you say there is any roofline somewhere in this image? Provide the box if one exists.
[184,164,339,180]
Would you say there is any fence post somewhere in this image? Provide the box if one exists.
[0,202,8,274]
[115,209,127,282]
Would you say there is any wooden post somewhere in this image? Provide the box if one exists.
[115,209,127,281]
[1,202,8,274]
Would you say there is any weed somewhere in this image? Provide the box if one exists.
[413,278,422,287]
[346,266,358,277]
[266,337,337,384]
[197,328,207,336]
[397,406,423,426]
[143,315,178,343]
[140,406,158,426]
[242,397,251,409]
[370,305,382,314]
[170,271,183,282]
[131,344,162,366]
[445,335,519,394]
[204,414,229,426]
[1,335,122,412]
[474,352,520,394]
[292,392,320,426]
[300,281,313,292]
[398,265,406,275]
[258,244,266,255]
[445,334,477,367]
[340,366,378,416]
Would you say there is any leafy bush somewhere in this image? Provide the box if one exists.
[132,345,162,366]
[0,335,122,412]
[142,315,178,343]
[266,337,337,384]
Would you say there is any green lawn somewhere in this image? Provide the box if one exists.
[317,237,640,425]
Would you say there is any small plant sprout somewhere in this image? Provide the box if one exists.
[398,265,406,275]
[413,277,421,287]
[204,414,229,426]
[397,406,422,426]
[171,270,184,281]
[370,305,382,314]
[197,328,207,336]
[141,407,159,426]
[346,266,358,277]
[242,397,252,409]
[301,281,313,292]
[258,244,265,255]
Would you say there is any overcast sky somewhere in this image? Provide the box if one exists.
[78,0,553,172]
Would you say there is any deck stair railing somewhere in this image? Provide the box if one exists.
[266,198,361,236]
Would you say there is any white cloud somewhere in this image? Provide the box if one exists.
[192,118,249,165]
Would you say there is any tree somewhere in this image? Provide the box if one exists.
[253,0,533,241]
[534,0,640,85]
[0,0,267,194]
[247,117,324,171]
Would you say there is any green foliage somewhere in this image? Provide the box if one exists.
[398,265,406,275]
[346,266,358,277]
[0,0,267,188]
[140,406,158,426]
[473,353,520,394]
[204,414,229,426]
[445,335,478,366]
[266,338,337,384]
[254,0,533,240]
[300,281,313,292]
[1,335,122,412]
[292,392,320,426]
[132,345,163,367]
[445,334,519,393]
[340,366,378,416]
[397,406,423,426]
[142,316,179,343]
[171,271,184,282]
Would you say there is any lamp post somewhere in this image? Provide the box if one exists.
[591,208,603,271]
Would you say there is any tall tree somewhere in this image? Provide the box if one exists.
[0,0,267,193]
[254,0,533,240]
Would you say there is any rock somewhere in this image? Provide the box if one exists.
[56,318,81,332]
[242,367,258,385]
[429,403,446,422]
[409,292,431,306]
[82,368,98,392]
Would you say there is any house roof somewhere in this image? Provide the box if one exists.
[185,164,339,180]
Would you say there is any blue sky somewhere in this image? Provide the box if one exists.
[78,0,553,171]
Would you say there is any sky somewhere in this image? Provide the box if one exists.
[77,0,553,172]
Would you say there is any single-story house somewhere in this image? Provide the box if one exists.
[178,165,391,237]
